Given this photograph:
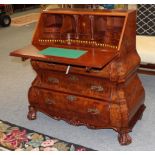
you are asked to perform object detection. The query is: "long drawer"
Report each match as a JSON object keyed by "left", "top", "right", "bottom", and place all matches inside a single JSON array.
[
  {"left": 29, "top": 87, "right": 110, "bottom": 127},
  {"left": 34, "top": 70, "right": 112, "bottom": 100},
  {"left": 32, "top": 60, "right": 110, "bottom": 79}
]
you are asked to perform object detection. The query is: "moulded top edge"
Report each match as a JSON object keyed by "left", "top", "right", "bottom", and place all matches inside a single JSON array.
[{"left": 42, "top": 8, "right": 135, "bottom": 16}]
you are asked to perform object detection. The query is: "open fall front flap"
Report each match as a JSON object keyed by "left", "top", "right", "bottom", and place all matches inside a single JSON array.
[{"left": 10, "top": 45, "right": 118, "bottom": 69}]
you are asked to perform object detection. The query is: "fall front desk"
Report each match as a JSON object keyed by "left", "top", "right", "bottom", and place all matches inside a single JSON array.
[{"left": 10, "top": 9, "right": 145, "bottom": 145}]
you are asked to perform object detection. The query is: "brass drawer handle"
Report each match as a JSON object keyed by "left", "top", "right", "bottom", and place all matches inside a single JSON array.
[
  {"left": 90, "top": 85, "right": 104, "bottom": 92},
  {"left": 48, "top": 77, "right": 59, "bottom": 84},
  {"left": 87, "top": 108, "right": 100, "bottom": 115},
  {"left": 45, "top": 98, "right": 56, "bottom": 105},
  {"left": 68, "top": 75, "right": 79, "bottom": 81},
  {"left": 66, "top": 95, "right": 77, "bottom": 102}
]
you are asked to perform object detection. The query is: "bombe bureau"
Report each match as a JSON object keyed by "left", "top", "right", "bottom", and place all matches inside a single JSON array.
[{"left": 10, "top": 9, "right": 145, "bottom": 145}]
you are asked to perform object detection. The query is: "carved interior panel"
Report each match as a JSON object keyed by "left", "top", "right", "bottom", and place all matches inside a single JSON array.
[
  {"left": 94, "top": 16, "right": 125, "bottom": 46},
  {"left": 38, "top": 13, "right": 125, "bottom": 48},
  {"left": 60, "top": 15, "right": 76, "bottom": 39},
  {"left": 78, "top": 15, "right": 91, "bottom": 40},
  {"left": 43, "top": 14, "right": 63, "bottom": 39}
]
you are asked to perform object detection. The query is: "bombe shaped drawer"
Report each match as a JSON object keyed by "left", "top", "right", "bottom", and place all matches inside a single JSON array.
[
  {"left": 29, "top": 87, "right": 110, "bottom": 127},
  {"left": 34, "top": 70, "right": 112, "bottom": 101}
]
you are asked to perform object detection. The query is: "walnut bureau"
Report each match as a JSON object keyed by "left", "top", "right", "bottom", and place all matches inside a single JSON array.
[{"left": 10, "top": 9, "right": 145, "bottom": 145}]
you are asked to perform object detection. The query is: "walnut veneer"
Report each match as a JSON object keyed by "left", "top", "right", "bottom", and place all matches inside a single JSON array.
[{"left": 10, "top": 9, "right": 145, "bottom": 145}]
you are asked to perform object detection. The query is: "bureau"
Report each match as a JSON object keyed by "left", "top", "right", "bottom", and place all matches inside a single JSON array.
[{"left": 10, "top": 9, "right": 145, "bottom": 145}]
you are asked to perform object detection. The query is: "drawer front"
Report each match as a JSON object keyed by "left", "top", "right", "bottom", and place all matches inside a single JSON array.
[
  {"left": 32, "top": 60, "right": 110, "bottom": 79},
  {"left": 35, "top": 70, "right": 111, "bottom": 100},
  {"left": 31, "top": 88, "right": 110, "bottom": 126}
]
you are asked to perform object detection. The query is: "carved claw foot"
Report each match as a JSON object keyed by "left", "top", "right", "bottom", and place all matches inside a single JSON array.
[
  {"left": 27, "top": 106, "right": 37, "bottom": 120},
  {"left": 118, "top": 132, "right": 132, "bottom": 145}
]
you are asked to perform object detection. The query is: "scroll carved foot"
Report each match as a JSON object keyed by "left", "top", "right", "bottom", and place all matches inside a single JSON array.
[
  {"left": 27, "top": 106, "right": 37, "bottom": 120},
  {"left": 118, "top": 132, "right": 132, "bottom": 145}
]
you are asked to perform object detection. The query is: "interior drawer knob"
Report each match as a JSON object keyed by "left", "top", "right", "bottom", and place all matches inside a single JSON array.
[
  {"left": 90, "top": 85, "right": 104, "bottom": 92},
  {"left": 48, "top": 77, "right": 59, "bottom": 84},
  {"left": 87, "top": 108, "right": 100, "bottom": 115},
  {"left": 66, "top": 95, "right": 77, "bottom": 102},
  {"left": 45, "top": 98, "right": 56, "bottom": 105}
]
